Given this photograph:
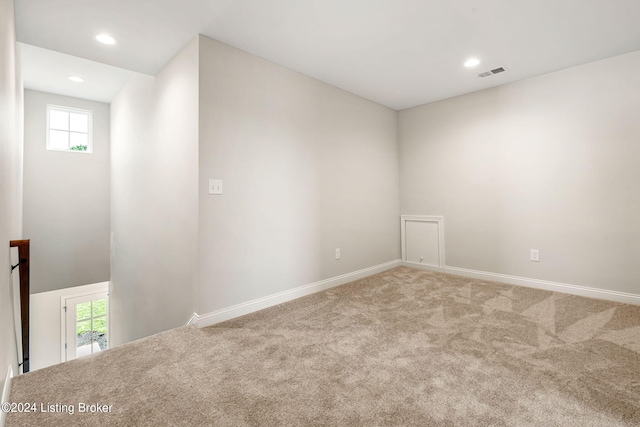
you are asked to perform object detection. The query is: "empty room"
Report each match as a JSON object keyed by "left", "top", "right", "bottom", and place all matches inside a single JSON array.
[{"left": 1, "top": 0, "right": 639, "bottom": 425}]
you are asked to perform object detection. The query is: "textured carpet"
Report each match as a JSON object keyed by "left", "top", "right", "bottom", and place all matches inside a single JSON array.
[{"left": 7, "top": 267, "right": 640, "bottom": 426}]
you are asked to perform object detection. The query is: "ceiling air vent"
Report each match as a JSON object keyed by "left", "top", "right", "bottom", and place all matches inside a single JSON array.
[{"left": 477, "top": 67, "right": 506, "bottom": 78}]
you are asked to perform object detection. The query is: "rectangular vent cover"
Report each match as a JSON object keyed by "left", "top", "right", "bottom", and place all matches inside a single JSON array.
[{"left": 477, "top": 67, "right": 506, "bottom": 78}]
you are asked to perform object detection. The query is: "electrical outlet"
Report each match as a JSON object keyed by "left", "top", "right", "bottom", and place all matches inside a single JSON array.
[
  {"left": 335, "top": 248, "right": 340, "bottom": 260},
  {"left": 530, "top": 249, "right": 540, "bottom": 262}
]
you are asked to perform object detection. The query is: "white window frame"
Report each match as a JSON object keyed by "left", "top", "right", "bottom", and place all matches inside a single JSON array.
[{"left": 46, "top": 104, "right": 93, "bottom": 153}]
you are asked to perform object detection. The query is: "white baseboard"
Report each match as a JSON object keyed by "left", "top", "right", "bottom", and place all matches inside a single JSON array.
[
  {"left": 403, "top": 261, "right": 640, "bottom": 305},
  {"left": 194, "top": 259, "right": 402, "bottom": 328},
  {"left": 1, "top": 364, "right": 13, "bottom": 427},
  {"left": 185, "top": 313, "right": 199, "bottom": 326}
]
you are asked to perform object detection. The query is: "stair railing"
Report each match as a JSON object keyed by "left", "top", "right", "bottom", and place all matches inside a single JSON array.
[{"left": 10, "top": 240, "right": 30, "bottom": 373}]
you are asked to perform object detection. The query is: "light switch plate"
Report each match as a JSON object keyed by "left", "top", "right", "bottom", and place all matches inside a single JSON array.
[
  {"left": 530, "top": 249, "right": 540, "bottom": 262},
  {"left": 209, "top": 179, "right": 223, "bottom": 195}
]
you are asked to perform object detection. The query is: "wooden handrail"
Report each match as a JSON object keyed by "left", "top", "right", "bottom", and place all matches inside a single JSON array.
[{"left": 10, "top": 240, "right": 30, "bottom": 373}]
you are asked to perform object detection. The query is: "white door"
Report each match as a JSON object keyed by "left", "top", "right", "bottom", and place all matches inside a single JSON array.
[
  {"left": 405, "top": 220, "right": 440, "bottom": 266},
  {"left": 64, "top": 292, "right": 108, "bottom": 361}
]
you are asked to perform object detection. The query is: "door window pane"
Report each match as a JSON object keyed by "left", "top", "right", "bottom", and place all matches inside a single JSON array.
[
  {"left": 76, "top": 302, "right": 91, "bottom": 321},
  {"left": 92, "top": 299, "right": 107, "bottom": 317},
  {"left": 77, "top": 320, "right": 91, "bottom": 343},
  {"left": 93, "top": 316, "right": 107, "bottom": 334}
]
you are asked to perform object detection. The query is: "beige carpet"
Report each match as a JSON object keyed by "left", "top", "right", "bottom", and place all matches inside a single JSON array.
[{"left": 7, "top": 267, "right": 640, "bottom": 426}]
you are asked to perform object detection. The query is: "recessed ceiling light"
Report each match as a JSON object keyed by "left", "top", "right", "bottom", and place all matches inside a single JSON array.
[
  {"left": 464, "top": 58, "right": 481, "bottom": 68},
  {"left": 67, "top": 76, "right": 85, "bottom": 83},
  {"left": 95, "top": 34, "right": 117, "bottom": 45}
]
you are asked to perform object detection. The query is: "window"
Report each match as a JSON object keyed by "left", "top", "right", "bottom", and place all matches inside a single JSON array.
[{"left": 46, "top": 105, "right": 92, "bottom": 152}]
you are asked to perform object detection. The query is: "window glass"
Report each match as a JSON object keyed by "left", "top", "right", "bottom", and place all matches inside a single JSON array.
[
  {"left": 46, "top": 105, "right": 92, "bottom": 152},
  {"left": 77, "top": 302, "right": 91, "bottom": 321},
  {"left": 49, "top": 109, "right": 69, "bottom": 131},
  {"left": 49, "top": 130, "right": 69, "bottom": 150},
  {"left": 92, "top": 299, "right": 107, "bottom": 317},
  {"left": 69, "top": 113, "right": 88, "bottom": 133},
  {"left": 70, "top": 133, "right": 88, "bottom": 150}
]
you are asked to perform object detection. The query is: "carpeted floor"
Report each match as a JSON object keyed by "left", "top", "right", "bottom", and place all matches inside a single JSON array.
[{"left": 7, "top": 267, "right": 640, "bottom": 426}]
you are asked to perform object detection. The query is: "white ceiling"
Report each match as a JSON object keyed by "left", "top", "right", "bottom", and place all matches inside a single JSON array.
[
  {"left": 20, "top": 43, "right": 133, "bottom": 103},
  {"left": 15, "top": 0, "right": 640, "bottom": 110}
]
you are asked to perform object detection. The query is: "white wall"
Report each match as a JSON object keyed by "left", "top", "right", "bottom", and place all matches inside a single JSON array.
[
  {"left": 399, "top": 50, "right": 640, "bottom": 294},
  {"left": 110, "top": 37, "right": 199, "bottom": 346},
  {"left": 22, "top": 90, "right": 110, "bottom": 294},
  {"left": 110, "top": 35, "right": 399, "bottom": 343},
  {"left": 197, "top": 36, "right": 400, "bottom": 314},
  {"left": 0, "top": 0, "right": 22, "bottom": 403},
  {"left": 30, "top": 281, "right": 108, "bottom": 371}
]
